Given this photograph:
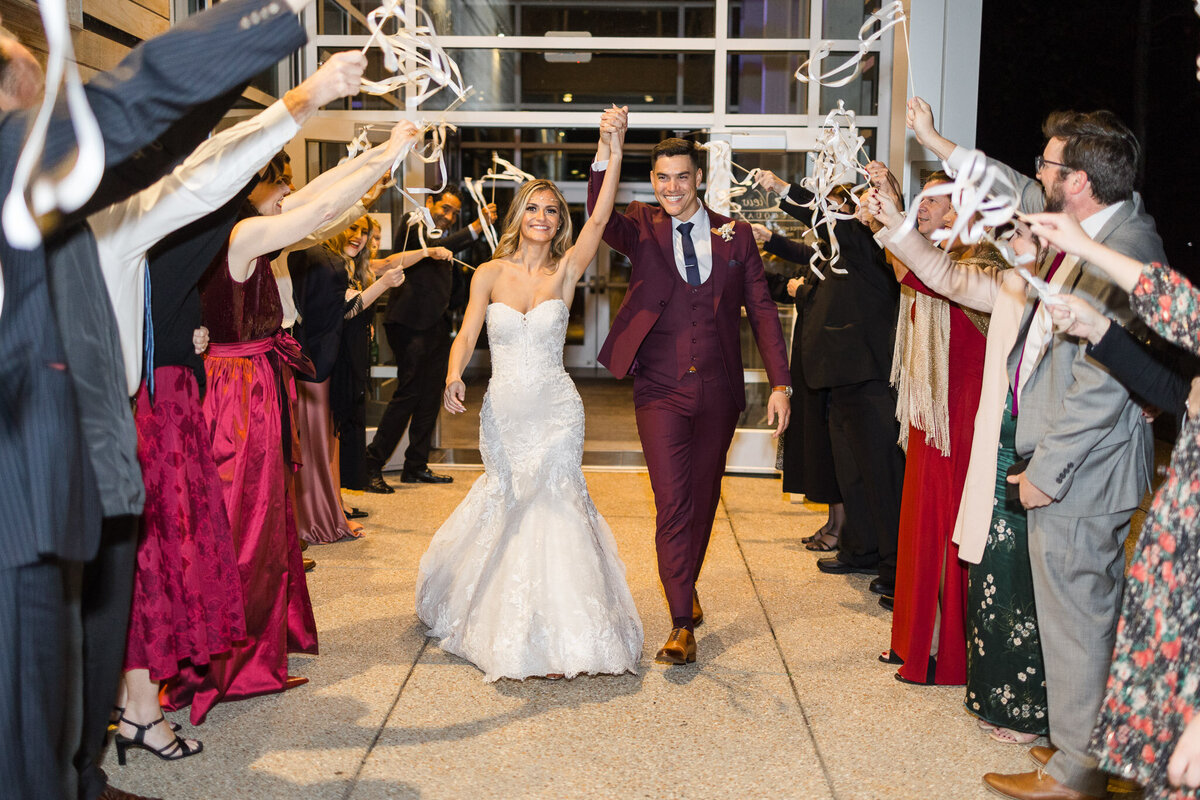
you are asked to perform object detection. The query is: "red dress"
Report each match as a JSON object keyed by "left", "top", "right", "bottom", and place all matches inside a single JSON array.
[
  {"left": 164, "top": 248, "right": 318, "bottom": 723},
  {"left": 125, "top": 366, "right": 247, "bottom": 693},
  {"left": 889, "top": 272, "right": 985, "bottom": 685}
]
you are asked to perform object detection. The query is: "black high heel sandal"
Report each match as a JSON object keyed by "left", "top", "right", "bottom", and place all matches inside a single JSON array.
[
  {"left": 114, "top": 715, "right": 202, "bottom": 765},
  {"left": 109, "top": 705, "right": 180, "bottom": 734}
]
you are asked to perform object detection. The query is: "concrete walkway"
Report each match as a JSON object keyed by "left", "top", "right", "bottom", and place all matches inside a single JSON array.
[{"left": 105, "top": 470, "right": 1051, "bottom": 800}]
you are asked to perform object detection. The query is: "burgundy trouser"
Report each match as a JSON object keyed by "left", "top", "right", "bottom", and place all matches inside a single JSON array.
[{"left": 634, "top": 372, "right": 739, "bottom": 625}]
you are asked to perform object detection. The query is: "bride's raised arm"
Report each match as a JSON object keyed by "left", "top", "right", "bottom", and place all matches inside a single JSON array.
[
  {"left": 561, "top": 108, "right": 626, "bottom": 289},
  {"left": 444, "top": 262, "right": 501, "bottom": 413}
]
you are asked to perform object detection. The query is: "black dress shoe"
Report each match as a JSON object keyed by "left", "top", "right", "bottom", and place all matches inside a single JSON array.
[
  {"left": 816, "top": 557, "right": 878, "bottom": 576},
  {"left": 100, "top": 786, "right": 164, "bottom": 800},
  {"left": 401, "top": 468, "right": 453, "bottom": 484},
  {"left": 363, "top": 473, "right": 395, "bottom": 494},
  {"left": 869, "top": 577, "right": 895, "bottom": 596},
  {"left": 346, "top": 507, "right": 369, "bottom": 520},
  {"left": 879, "top": 594, "right": 894, "bottom": 611}
]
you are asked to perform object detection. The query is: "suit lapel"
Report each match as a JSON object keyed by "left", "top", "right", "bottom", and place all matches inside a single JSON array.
[
  {"left": 707, "top": 208, "right": 730, "bottom": 311},
  {"left": 653, "top": 211, "right": 676, "bottom": 277}
]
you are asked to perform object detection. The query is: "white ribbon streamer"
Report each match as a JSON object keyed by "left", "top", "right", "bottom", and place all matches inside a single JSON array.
[
  {"left": 795, "top": 1, "right": 906, "bottom": 89},
  {"left": 358, "top": 0, "right": 467, "bottom": 105},
  {"left": 896, "top": 148, "right": 1033, "bottom": 266},
  {"left": 463, "top": 153, "right": 534, "bottom": 252},
  {"left": 795, "top": 101, "right": 872, "bottom": 278},
  {"left": 697, "top": 140, "right": 760, "bottom": 218},
  {"left": 2, "top": 0, "right": 104, "bottom": 250}
]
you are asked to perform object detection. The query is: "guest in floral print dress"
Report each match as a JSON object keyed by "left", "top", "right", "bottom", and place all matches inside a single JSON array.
[{"left": 1029, "top": 211, "right": 1200, "bottom": 799}]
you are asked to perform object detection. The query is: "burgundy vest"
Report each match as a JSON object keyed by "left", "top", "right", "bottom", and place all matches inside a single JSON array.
[{"left": 636, "top": 271, "right": 723, "bottom": 383}]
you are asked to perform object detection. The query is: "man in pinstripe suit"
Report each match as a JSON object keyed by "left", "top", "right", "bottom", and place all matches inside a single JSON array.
[{"left": 0, "top": 2, "right": 315, "bottom": 797}]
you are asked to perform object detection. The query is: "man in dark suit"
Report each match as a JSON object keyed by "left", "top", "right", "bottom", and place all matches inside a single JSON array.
[
  {"left": 363, "top": 190, "right": 496, "bottom": 492},
  {"left": 587, "top": 107, "right": 791, "bottom": 665},
  {"left": 755, "top": 170, "right": 906, "bottom": 599},
  {"left": 0, "top": 3, "right": 308, "bottom": 797}
]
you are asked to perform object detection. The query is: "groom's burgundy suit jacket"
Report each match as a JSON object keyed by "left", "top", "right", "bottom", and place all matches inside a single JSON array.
[{"left": 587, "top": 167, "right": 790, "bottom": 410}]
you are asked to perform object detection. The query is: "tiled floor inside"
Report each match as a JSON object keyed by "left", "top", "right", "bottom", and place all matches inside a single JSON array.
[{"left": 102, "top": 470, "right": 1066, "bottom": 800}]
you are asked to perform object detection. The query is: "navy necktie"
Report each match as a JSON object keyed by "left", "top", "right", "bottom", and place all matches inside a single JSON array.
[{"left": 677, "top": 221, "right": 701, "bottom": 286}]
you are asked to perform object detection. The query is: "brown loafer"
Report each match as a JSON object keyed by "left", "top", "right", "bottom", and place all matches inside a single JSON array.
[
  {"left": 692, "top": 589, "right": 704, "bottom": 627},
  {"left": 982, "top": 770, "right": 1102, "bottom": 800},
  {"left": 1028, "top": 745, "right": 1057, "bottom": 768},
  {"left": 654, "top": 627, "right": 696, "bottom": 665}
]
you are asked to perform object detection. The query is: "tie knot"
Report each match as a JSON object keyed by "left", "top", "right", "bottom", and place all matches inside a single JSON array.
[{"left": 677, "top": 222, "right": 693, "bottom": 236}]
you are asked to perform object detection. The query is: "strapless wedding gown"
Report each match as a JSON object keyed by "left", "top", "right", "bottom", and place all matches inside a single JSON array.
[{"left": 416, "top": 299, "right": 643, "bottom": 681}]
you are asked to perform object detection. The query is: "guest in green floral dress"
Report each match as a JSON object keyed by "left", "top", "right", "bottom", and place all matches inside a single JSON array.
[
  {"left": 1027, "top": 212, "right": 1200, "bottom": 799},
  {"left": 965, "top": 392, "right": 1048, "bottom": 743}
]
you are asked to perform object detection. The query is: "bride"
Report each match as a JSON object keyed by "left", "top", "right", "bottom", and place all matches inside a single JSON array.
[{"left": 416, "top": 116, "right": 643, "bottom": 681}]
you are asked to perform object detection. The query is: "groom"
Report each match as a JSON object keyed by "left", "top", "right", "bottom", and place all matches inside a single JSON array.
[{"left": 588, "top": 107, "right": 791, "bottom": 665}]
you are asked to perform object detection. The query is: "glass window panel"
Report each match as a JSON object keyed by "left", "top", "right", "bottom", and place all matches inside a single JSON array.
[
  {"left": 821, "top": 0, "right": 882, "bottom": 39},
  {"left": 416, "top": 50, "right": 713, "bottom": 112},
  {"left": 818, "top": 51, "right": 879, "bottom": 115},
  {"left": 727, "top": 52, "right": 807, "bottom": 114},
  {"left": 421, "top": 1, "right": 714, "bottom": 37},
  {"left": 728, "top": 0, "right": 810, "bottom": 38}
]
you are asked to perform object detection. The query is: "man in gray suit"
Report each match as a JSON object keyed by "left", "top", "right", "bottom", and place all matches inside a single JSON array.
[{"left": 909, "top": 99, "right": 1164, "bottom": 800}]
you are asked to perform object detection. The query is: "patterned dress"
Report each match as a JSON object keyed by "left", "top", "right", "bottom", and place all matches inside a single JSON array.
[
  {"left": 1091, "top": 263, "right": 1200, "bottom": 798},
  {"left": 965, "top": 391, "right": 1049, "bottom": 733}
]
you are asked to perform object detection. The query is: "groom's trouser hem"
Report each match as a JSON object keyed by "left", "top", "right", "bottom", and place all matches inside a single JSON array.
[{"left": 633, "top": 373, "right": 738, "bottom": 621}]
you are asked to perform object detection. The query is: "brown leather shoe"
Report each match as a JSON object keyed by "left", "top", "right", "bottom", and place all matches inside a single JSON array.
[
  {"left": 303, "top": 557, "right": 316, "bottom": 572},
  {"left": 654, "top": 627, "right": 696, "bottom": 665},
  {"left": 99, "top": 786, "right": 164, "bottom": 800},
  {"left": 692, "top": 589, "right": 704, "bottom": 627},
  {"left": 284, "top": 675, "right": 309, "bottom": 690},
  {"left": 1028, "top": 745, "right": 1058, "bottom": 768},
  {"left": 982, "top": 770, "right": 1103, "bottom": 800}
]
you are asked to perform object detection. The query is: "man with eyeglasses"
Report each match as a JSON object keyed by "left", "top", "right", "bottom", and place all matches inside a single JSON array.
[{"left": 907, "top": 97, "right": 1165, "bottom": 800}]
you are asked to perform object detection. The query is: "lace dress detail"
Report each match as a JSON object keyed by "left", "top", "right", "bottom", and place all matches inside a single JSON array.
[{"left": 416, "top": 299, "right": 643, "bottom": 681}]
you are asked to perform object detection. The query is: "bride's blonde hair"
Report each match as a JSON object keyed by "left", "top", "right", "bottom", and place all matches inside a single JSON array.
[{"left": 492, "top": 179, "right": 573, "bottom": 271}]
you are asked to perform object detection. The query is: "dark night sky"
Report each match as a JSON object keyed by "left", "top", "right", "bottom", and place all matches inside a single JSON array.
[{"left": 976, "top": 0, "right": 1200, "bottom": 278}]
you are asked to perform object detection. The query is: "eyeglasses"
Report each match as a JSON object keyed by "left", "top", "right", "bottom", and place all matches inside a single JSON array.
[{"left": 1035, "top": 155, "right": 1073, "bottom": 173}]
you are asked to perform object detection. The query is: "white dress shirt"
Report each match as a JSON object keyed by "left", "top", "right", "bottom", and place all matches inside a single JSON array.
[
  {"left": 671, "top": 205, "right": 713, "bottom": 284},
  {"left": 89, "top": 99, "right": 300, "bottom": 395},
  {"left": 1014, "top": 201, "right": 1121, "bottom": 402}
]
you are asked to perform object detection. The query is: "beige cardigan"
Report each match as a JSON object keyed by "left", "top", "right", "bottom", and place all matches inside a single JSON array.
[{"left": 877, "top": 225, "right": 1028, "bottom": 564}]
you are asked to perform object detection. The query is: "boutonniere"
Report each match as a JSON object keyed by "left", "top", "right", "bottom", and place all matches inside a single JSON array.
[{"left": 712, "top": 221, "right": 735, "bottom": 242}]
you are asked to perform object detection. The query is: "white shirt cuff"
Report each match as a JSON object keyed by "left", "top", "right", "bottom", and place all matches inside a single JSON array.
[
  {"left": 592, "top": 159, "right": 608, "bottom": 171},
  {"left": 945, "top": 146, "right": 969, "bottom": 174}
]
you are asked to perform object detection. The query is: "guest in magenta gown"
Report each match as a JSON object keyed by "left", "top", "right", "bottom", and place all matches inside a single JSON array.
[{"left": 165, "top": 120, "right": 419, "bottom": 719}]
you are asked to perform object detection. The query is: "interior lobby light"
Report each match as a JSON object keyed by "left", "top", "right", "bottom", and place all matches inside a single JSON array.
[{"left": 562, "top": 93, "right": 573, "bottom": 103}]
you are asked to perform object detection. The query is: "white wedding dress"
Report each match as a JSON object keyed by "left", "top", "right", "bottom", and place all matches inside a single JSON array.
[{"left": 416, "top": 299, "right": 643, "bottom": 681}]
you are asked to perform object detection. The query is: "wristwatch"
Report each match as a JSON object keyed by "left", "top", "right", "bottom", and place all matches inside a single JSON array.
[{"left": 771, "top": 385, "right": 793, "bottom": 398}]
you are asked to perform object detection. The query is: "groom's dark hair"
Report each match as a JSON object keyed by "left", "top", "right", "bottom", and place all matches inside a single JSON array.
[{"left": 651, "top": 138, "right": 704, "bottom": 175}]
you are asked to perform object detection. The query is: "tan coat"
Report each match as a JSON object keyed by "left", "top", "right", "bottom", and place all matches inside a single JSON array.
[{"left": 877, "top": 225, "right": 1027, "bottom": 563}]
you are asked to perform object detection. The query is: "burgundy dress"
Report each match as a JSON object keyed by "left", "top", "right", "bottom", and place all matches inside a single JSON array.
[
  {"left": 889, "top": 272, "right": 984, "bottom": 685},
  {"left": 164, "top": 248, "right": 318, "bottom": 722},
  {"left": 126, "top": 368, "right": 247, "bottom": 701}
]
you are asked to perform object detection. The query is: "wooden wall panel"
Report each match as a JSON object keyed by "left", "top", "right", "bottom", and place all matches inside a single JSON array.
[{"left": 81, "top": 0, "right": 169, "bottom": 41}]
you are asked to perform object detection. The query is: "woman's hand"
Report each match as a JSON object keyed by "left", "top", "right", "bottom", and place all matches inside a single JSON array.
[
  {"left": 193, "top": 326, "right": 210, "bottom": 355},
  {"left": 750, "top": 223, "right": 772, "bottom": 245},
  {"left": 1025, "top": 212, "right": 1094, "bottom": 259},
  {"left": 387, "top": 120, "right": 420, "bottom": 155},
  {"left": 1169, "top": 715, "right": 1200, "bottom": 789},
  {"left": 1048, "top": 292, "right": 1110, "bottom": 345},
  {"left": 378, "top": 266, "right": 406, "bottom": 289},
  {"left": 426, "top": 247, "right": 453, "bottom": 262},
  {"left": 444, "top": 379, "right": 466, "bottom": 414},
  {"left": 787, "top": 277, "right": 803, "bottom": 297},
  {"left": 753, "top": 169, "right": 789, "bottom": 196},
  {"left": 866, "top": 187, "right": 903, "bottom": 228}
]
